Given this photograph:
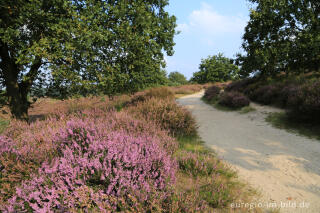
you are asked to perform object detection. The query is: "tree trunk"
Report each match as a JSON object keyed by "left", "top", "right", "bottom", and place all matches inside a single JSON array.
[
  {"left": 0, "top": 42, "right": 41, "bottom": 121},
  {"left": 6, "top": 83, "right": 29, "bottom": 121}
]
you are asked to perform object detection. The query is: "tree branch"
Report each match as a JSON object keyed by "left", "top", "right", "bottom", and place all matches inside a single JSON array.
[{"left": 20, "top": 56, "right": 42, "bottom": 91}]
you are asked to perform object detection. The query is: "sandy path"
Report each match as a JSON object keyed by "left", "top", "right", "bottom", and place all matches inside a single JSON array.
[{"left": 177, "top": 91, "right": 320, "bottom": 213}]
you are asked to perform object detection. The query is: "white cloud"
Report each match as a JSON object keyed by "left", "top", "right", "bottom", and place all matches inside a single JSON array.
[
  {"left": 176, "top": 23, "right": 190, "bottom": 33},
  {"left": 181, "top": 2, "right": 248, "bottom": 35}
]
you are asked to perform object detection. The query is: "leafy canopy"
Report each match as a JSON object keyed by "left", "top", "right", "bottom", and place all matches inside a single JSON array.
[
  {"left": 168, "top": 71, "right": 188, "bottom": 86},
  {"left": 237, "top": 0, "right": 320, "bottom": 77},
  {"left": 191, "top": 53, "right": 239, "bottom": 84},
  {"left": 0, "top": 0, "right": 176, "bottom": 119}
]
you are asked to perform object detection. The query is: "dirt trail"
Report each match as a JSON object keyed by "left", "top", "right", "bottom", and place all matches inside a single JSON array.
[{"left": 177, "top": 91, "right": 320, "bottom": 213}]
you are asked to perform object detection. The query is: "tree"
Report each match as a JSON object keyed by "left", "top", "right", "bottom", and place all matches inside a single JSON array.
[
  {"left": 0, "top": 0, "right": 176, "bottom": 120},
  {"left": 191, "top": 53, "right": 239, "bottom": 84},
  {"left": 168, "top": 71, "right": 188, "bottom": 85},
  {"left": 238, "top": 0, "right": 320, "bottom": 77}
]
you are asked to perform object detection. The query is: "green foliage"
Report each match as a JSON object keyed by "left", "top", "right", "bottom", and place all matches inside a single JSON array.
[
  {"left": 0, "top": 0, "right": 177, "bottom": 119},
  {"left": 239, "top": 106, "right": 256, "bottom": 114},
  {"left": 0, "top": 118, "right": 9, "bottom": 134},
  {"left": 168, "top": 71, "right": 188, "bottom": 86},
  {"left": 238, "top": 0, "right": 320, "bottom": 77},
  {"left": 191, "top": 53, "right": 239, "bottom": 83},
  {"left": 203, "top": 85, "right": 221, "bottom": 102}
]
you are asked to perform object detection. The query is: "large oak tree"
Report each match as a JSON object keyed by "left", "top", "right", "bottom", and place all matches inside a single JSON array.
[
  {"left": 0, "top": 0, "right": 176, "bottom": 120},
  {"left": 238, "top": 0, "right": 320, "bottom": 77}
]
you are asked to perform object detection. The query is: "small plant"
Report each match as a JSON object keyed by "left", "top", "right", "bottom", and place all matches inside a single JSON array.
[
  {"left": 240, "top": 106, "right": 256, "bottom": 114},
  {"left": 219, "top": 92, "right": 250, "bottom": 108},
  {"left": 204, "top": 86, "right": 221, "bottom": 102},
  {"left": 0, "top": 118, "right": 9, "bottom": 134},
  {"left": 177, "top": 151, "right": 223, "bottom": 177}
]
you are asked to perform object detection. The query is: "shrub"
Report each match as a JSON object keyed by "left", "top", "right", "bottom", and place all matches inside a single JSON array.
[
  {"left": 127, "top": 87, "right": 175, "bottom": 107},
  {"left": 219, "top": 92, "right": 250, "bottom": 108},
  {"left": 278, "top": 84, "right": 299, "bottom": 107},
  {"left": 177, "top": 151, "right": 220, "bottom": 177},
  {"left": 145, "top": 87, "right": 175, "bottom": 100},
  {"left": 249, "top": 85, "right": 280, "bottom": 105},
  {"left": 204, "top": 86, "right": 221, "bottom": 102},
  {"left": 3, "top": 118, "right": 177, "bottom": 212},
  {"left": 225, "top": 78, "right": 255, "bottom": 92},
  {"left": 286, "top": 80, "right": 320, "bottom": 120},
  {"left": 128, "top": 97, "right": 197, "bottom": 137},
  {"left": 0, "top": 108, "right": 178, "bottom": 210}
]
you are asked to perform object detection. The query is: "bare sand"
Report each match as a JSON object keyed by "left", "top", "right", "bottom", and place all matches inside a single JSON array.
[{"left": 177, "top": 91, "right": 320, "bottom": 213}]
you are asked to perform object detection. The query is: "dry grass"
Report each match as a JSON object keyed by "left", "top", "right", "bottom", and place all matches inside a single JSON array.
[
  {"left": 169, "top": 84, "right": 204, "bottom": 96},
  {"left": 0, "top": 86, "right": 262, "bottom": 212}
]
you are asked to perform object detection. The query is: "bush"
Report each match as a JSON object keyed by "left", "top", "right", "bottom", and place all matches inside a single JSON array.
[
  {"left": 225, "top": 78, "right": 255, "bottom": 92},
  {"left": 0, "top": 108, "right": 179, "bottom": 210},
  {"left": 3, "top": 118, "right": 177, "bottom": 212},
  {"left": 249, "top": 85, "right": 280, "bottom": 105},
  {"left": 219, "top": 92, "right": 250, "bottom": 108},
  {"left": 277, "top": 84, "right": 299, "bottom": 107},
  {"left": 128, "top": 97, "right": 197, "bottom": 137},
  {"left": 127, "top": 87, "right": 175, "bottom": 106},
  {"left": 145, "top": 87, "right": 175, "bottom": 100},
  {"left": 204, "top": 86, "right": 221, "bottom": 102},
  {"left": 286, "top": 80, "right": 320, "bottom": 120},
  {"left": 177, "top": 151, "right": 220, "bottom": 177}
]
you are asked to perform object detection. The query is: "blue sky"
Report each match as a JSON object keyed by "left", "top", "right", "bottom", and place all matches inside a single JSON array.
[{"left": 165, "top": 1, "right": 251, "bottom": 79}]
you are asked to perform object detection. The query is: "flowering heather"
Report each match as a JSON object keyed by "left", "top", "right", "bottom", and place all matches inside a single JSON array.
[
  {"left": 249, "top": 85, "right": 280, "bottom": 105},
  {"left": 2, "top": 117, "right": 177, "bottom": 212},
  {"left": 127, "top": 97, "right": 197, "bottom": 137},
  {"left": 0, "top": 87, "right": 249, "bottom": 212},
  {"left": 0, "top": 105, "right": 179, "bottom": 211},
  {"left": 286, "top": 80, "right": 320, "bottom": 120},
  {"left": 204, "top": 85, "right": 221, "bottom": 102},
  {"left": 219, "top": 92, "right": 250, "bottom": 108}
]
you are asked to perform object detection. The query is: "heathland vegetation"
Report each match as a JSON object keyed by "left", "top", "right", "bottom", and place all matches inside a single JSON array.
[
  {"left": 0, "top": 0, "right": 319, "bottom": 212},
  {"left": 0, "top": 86, "right": 256, "bottom": 212}
]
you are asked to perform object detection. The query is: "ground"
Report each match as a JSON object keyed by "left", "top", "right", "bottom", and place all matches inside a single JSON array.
[{"left": 177, "top": 91, "right": 320, "bottom": 213}]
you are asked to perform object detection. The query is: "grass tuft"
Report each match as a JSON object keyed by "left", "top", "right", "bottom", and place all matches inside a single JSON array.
[
  {"left": 240, "top": 106, "right": 256, "bottom": 114},
  {"left": 0, "top": 118, "right": 9, "bottom": 134}
]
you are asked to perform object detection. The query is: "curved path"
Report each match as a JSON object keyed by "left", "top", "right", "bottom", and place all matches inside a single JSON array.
[{"left": 177, "top": 91, "right": 320, "bottom": 213}]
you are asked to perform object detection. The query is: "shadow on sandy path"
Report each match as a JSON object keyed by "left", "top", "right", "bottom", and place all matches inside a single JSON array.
[{"left": 177, "top": 91, "right": 320, "bottom": 213}]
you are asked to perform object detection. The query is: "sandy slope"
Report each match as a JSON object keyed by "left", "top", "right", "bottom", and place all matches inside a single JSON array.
[{"left": 177, "top": 91, "right": 320, "bottom": 213}]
